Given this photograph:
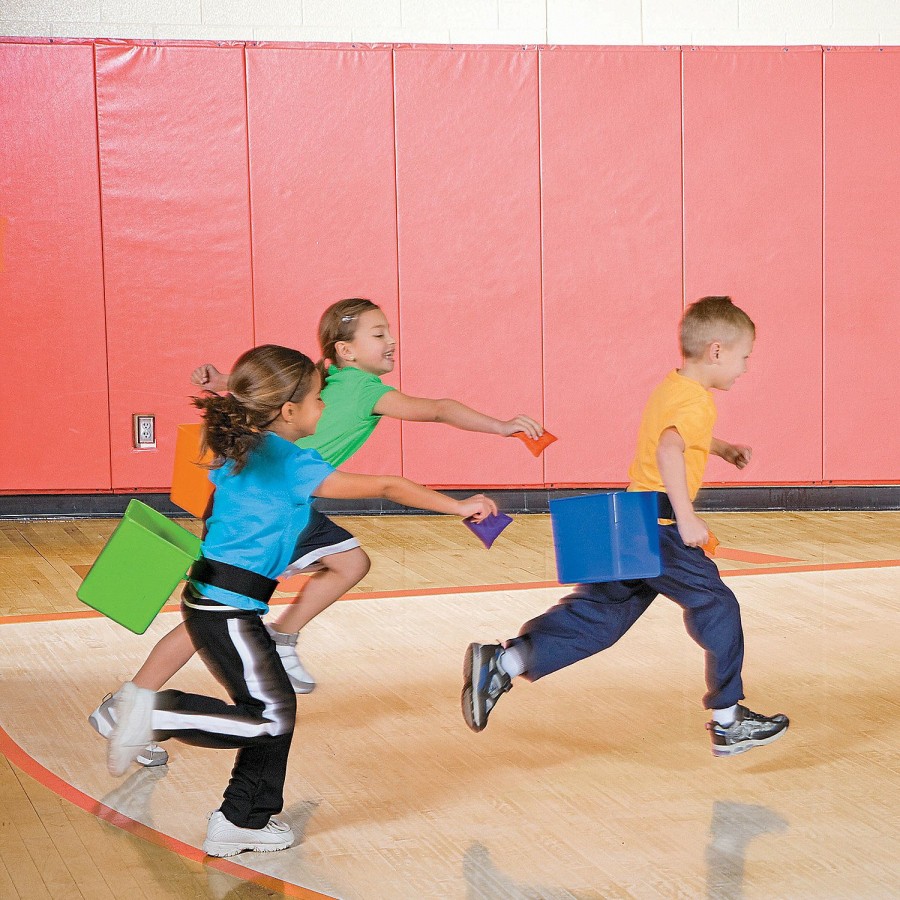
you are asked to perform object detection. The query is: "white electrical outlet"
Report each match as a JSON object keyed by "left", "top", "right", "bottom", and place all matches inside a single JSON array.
[{"left": 133, "top": 414, "right": 156, "bottom": 449}]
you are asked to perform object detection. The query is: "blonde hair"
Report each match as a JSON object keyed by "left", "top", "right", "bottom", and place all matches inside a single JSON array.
[
  {"left": 317, "top": 298, "right": 382, "bottom": 371},
  {"left": 193, "top": 345, "right": 316, "bottom": 474},
  {"left": 680, "top": 296, "right": 755, "bottom": 359}
]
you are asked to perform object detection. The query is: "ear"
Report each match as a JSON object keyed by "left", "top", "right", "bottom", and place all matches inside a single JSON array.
[
  {"left": 279, "top": 401, "right": 295, "bottom": 423},
  {"left": 708, "top": 341, "right": 722, "bottom": 362},
  {"left": 334, "top": 340, "right": 355, "bottom": 363}
]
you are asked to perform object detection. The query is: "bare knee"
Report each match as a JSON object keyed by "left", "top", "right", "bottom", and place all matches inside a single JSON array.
[{"left": 323, "top": 547, "right": 370, "bottom": 584}]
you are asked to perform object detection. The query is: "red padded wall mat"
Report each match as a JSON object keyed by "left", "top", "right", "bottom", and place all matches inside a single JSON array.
[
  {"left": 683, "top": 48, "right": 824, "bottom": 484},
  {"left": 96, "top": 43, "right": 254, "bottom": 490},
  {"left": 0, "top": 42, "right": 110, "bottom": 491}
]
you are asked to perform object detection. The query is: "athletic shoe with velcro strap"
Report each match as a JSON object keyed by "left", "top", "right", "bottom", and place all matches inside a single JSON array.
[
  {"left": 706, "top": 704, "right": 789, "bottom": 757},
  {"left": 462, "top": 642, "right": 512, "bottom": 732}
]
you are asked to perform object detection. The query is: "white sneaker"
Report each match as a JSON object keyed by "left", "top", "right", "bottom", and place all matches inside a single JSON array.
[
  {"left": 89, "top": 692, "right": 169, "bottom": 766},
  {"left": 265, "top": 624, "right": 316, "bottom": 694},
  {"left": 203, "top": 810, "right": 294, "bottom": 857},
  {"left": 107, "top": 682, "right": 156, "bottom": 777}
]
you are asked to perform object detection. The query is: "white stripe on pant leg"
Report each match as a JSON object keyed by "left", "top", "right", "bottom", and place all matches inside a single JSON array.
[
  {"left": 153, "top": 708, "right": 282, "bottom": 737},
  {"left": 153, "top": 616, "right": 293, "bottom": 739},
  {"left": 229, "top": 615, "right": 293, "bottom": 735}
]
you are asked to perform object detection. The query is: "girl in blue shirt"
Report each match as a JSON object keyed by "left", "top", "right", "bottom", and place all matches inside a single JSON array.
[{"left": 105, "top": 344, "right": 495, "bottom": 858}]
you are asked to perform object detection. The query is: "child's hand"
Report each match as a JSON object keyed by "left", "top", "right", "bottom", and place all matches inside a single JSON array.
[
  {"left": 456, "top": 494, "right": 498, "bottom": 522},
  {"left": 677, "top": 512, "right": 709, "bottom": 548},
  {"left": 501, "top": 415, "right": 543, "bottom": 440},
  {"left": 722, "top": 443, "right": 752, "bottom": 469},
  {"left": 191, "top": 364, "right": 227, "bottom": 392}
]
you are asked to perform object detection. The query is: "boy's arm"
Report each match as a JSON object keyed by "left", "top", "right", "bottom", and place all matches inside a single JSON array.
[
  {"left": 711, "top": 437, "right": 752, "bottom": 469},
  {"left": 373, "top": 390, "right": 543, "bottom": 439},
  {"left": 656, "top": 427, "right": 709, "bottom": 548}
]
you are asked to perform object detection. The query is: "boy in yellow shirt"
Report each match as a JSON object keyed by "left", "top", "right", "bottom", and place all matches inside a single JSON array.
[{"left": 462, "top": 297, "right": 789, "bottom": 757}]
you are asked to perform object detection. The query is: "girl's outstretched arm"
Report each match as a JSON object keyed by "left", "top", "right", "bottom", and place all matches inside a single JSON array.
[
  {"left": 373, "top": 391, "right": 543, "bottom": 440},
  {"left": 191, "top": 364, "right": 229, "bottom": 393},
  {"left": 314, "top": 471, "right": 497, "bottom": 521}
]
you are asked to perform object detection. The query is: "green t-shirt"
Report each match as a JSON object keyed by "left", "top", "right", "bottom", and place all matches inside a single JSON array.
[{"left": 296, "top": 365, "right": 395, "bottom": 466}]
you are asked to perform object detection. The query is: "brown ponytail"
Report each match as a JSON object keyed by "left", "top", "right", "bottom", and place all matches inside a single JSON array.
[{"left": 193, "top": 345, "right": 316, "bottom": 474}]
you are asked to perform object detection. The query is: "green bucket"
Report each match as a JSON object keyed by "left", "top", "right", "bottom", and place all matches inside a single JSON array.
[{"left": 77, "top": 499, "right": 202, "bottom": 634}]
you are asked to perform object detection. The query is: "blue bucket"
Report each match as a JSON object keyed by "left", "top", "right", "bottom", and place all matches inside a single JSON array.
[{"left": 549, "top": 491, "right": 662, "bottom": 584}]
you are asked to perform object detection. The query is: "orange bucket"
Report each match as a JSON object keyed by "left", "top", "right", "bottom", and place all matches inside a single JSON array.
[{"left": 170, "top": 423, "right": 215, "bottom": 518}]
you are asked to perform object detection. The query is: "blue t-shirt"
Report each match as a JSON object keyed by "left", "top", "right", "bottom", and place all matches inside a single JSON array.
[{"left": 190, "top": 431, "right": 334, "bottom": 612}]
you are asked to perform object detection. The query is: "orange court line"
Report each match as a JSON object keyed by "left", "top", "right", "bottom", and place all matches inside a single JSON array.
[
  {"left": 713, "top": 548, "right": 803, "bottom": 564},
  {"left": 0, "top": 725, "right": 334, "bottom": 900},
  {"left": 1, "top": 556, "right": 898, "bottom": 892},
  {"left": 2, "top": 557, "right": 899, "bottom": 627},
  {"left": 716, "top": 559, "right": 900, "bottom": 578}
]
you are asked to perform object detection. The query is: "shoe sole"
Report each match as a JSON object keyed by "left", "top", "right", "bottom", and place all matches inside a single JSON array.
[
  {"left": 461, "top": 643, "right": 485, "bottom": 732},
  {"left": 711, "top": 723, "right": 789, "bottom": 757},
  {"left": 202, "top": 840, "right": 293, "bottom": 857},
  {"left": 88, "top": 709, "right": 113, "bottom": 739}
]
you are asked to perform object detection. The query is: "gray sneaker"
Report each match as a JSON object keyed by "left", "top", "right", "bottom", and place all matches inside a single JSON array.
[
  {"left": 89, "top": 692, "right": 169, "bottom": 767},
  {"left": 707, "top": 705, "right": 789, "bottom": 757},
  {"left": 462, "top": 642, "right": 512, "bottom": 733},
  {"left": 203, "top": 810, "right": 294, "bottom": 857}
]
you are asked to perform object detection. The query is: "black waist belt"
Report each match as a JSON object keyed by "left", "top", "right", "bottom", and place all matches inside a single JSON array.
[
  {"left": 657, "top": 493, "right": 676, "bottom": 521},
  {"left": 188, "top": 557, "right": 278, "bottom": 604}
]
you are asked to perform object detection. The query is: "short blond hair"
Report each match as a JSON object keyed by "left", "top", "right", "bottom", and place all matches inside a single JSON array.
[{"left": 680, "top": 296, "right": 755, "bottom": 359}]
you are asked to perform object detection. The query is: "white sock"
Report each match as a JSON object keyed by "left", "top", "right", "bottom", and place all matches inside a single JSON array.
[
  {"left": 497, "top": 644, "right": 527, "bottom": 678},
  {"left": 713, "top": 704, "right": 738, "bottom": 726}
]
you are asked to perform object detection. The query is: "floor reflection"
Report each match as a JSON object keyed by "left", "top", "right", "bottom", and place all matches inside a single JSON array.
[
  {"left": 706, "top": 800, "right": 788, "bottom": 899},
  {"left": 464, "top": 841, "right": 595, "bottom": 899},
  {"left": 97, "top": 763, "right": 169, "bottom": 826}
]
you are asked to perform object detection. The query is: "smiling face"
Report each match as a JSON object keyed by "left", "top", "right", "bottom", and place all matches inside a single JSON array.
[{"left": 337, "top": 308, "right": 396, "bottom": 376}]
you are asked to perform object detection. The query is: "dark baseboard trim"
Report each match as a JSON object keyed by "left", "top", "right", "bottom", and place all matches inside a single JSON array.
[{"left": 0, "top": 485, "right": 898, "bottom": 520}]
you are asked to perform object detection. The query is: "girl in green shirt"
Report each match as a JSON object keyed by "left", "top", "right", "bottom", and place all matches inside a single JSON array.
[{"left": 89, "top": 299, "right": 542, "bottom": 765}]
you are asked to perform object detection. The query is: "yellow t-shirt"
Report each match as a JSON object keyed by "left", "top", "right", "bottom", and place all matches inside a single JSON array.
[{"left": 627, "top": 370, "right": 717, "bottom": 502}]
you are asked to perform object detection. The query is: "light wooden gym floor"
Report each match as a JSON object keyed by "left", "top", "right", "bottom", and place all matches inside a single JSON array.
[{"left": 1, "top": 511, "right": 898, "bottom": 899}]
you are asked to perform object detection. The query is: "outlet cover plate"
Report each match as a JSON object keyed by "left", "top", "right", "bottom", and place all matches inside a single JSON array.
[{"left": 133, "top": 414, "right": 156, "bottom": 449}]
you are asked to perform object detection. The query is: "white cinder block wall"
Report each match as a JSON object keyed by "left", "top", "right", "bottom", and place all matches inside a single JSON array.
[{"left": 0, "top": 0, "right": 898, "bottom": 45}]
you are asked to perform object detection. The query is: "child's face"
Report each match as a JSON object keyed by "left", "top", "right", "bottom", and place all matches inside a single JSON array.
[
  {"left": 340, "top": 309, "right": 396, "bottom": 375},
  {"left": 712, "top": 332, "right": 754, "bottom": 390},
  {"left": 292, "top": 370, "right": 326, "bottom": 437}
]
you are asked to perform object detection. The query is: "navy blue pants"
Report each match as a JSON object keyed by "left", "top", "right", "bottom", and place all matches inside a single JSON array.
[{"left": 513, "top": 524, "right": 745, "bottom": 709}]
